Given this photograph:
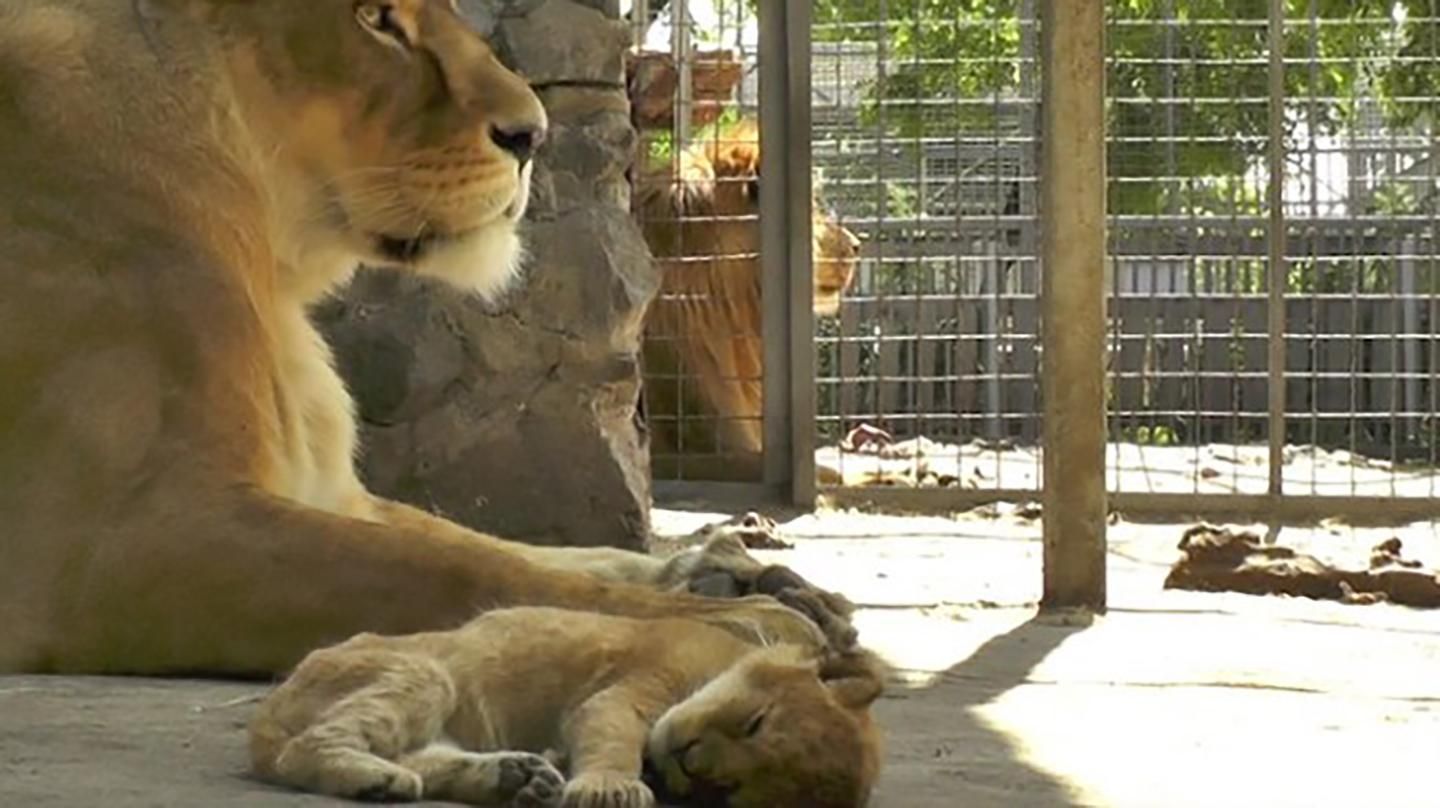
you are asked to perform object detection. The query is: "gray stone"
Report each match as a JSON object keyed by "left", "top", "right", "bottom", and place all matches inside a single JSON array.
[
  {"left": 315, "top": 0, "right": 656, "bottom": 551},
  {"left": 316, "top": 211, "right": 657, "bottom": 550},
  {"left": 532, "top": 88, "right": 636, "bottom": 214},
  {"left": 497, "top": 1, "right": 632, "bottom": 86},
  {"left": 568, "top": 0, "right": 622, "bottom": 16},
  {"left": 454, "top": 0, "right": 499, "bottom": 34}
]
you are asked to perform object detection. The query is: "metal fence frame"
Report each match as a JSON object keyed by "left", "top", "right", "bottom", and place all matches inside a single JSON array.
[{"left": 649, "top": 0, "right": 1440, "bottom": 530}]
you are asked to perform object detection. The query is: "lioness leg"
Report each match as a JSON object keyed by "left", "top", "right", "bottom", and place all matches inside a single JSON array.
[
  {"left": 373, "top": 499, "right": 857, "bottom": 648},
  {"left": 399, "top": 746, "right": 564, "bottom": 807},
  {"left": 63, "top": 488, "right": 827, "bottom": 674}
]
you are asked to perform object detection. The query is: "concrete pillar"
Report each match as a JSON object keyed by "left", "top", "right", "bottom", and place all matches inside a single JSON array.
[{"left": 1040, "top": 0, "right": 1108, "bottom": 610}]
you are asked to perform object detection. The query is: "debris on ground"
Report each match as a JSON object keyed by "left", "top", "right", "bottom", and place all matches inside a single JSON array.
[
  {"left": 693, "top": 511, "right": 794, "bottom": 550},
  {"left": 1164, "top": 525, "right": 1440, "bottom": 608}
]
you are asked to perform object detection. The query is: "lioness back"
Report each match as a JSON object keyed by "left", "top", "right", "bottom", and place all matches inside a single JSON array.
[{"left": 251, "top": 607, "right": 883, "bottom": 807}]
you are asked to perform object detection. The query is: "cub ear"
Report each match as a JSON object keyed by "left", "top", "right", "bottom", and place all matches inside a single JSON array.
[{"left": 817, "top": 649, "right": 887, "bottom": 710}]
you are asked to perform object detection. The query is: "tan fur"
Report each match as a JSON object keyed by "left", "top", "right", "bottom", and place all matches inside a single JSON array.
[
  {"left": 636, "top": 120, "right": 860, "bottom": 481},
  {"left": 0, "top": 0, "right": 838, "bottom": 676},
  {"left": 250, "top": 607, "right": 884, "bottom": 807}
]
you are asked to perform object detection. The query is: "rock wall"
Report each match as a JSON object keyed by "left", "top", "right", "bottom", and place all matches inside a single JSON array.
[{"left": 314, "top": 0, "right": 656, "bottom": 550}]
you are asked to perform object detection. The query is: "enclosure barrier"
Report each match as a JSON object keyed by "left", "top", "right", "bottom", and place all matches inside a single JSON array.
[
  {"left": 637, "top": 0, "right": 1440, "bottom": 530},
  {"left": 1038, "top": 0, "right": 1107, "bottom": 609}
]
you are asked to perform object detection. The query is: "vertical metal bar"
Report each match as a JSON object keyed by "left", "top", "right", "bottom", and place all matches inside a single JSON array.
[
  {"left": 786, "top": 0, "right": 817, "bottom": 504},
  {"left": 759, "top": 0, "right": 792, "bottom": 490},
  {"left": 1015, "top": 0, "right": 1039, "bottom": 455},
  {"left": 1305, "top": 0, "right": 1320, "bottom": 493},
  {"left": 631, "top": 0, "right": 649, "bottom": 47},
  {"left": 670, "top": 0, "right": 692, "bottom": 148},
  {"left": 758, "top": 0, "right": 815, "bottom": 503},
  {"left": 1265, "top": 0, "right": 1286, "bottom": 507},
  {"left": 1040, "top": 0, "right": 1107, "bottom": 611}
]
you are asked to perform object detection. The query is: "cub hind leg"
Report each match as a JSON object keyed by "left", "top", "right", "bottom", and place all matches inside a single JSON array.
[
  {"left": 400, "top": 744, "right": 564, "bottom": 807},
  {"left": 268, "top": 658, "right": 455, "bottom": 802}
]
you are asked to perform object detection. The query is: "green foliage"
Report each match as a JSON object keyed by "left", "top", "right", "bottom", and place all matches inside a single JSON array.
[
  {"left": 642, "top": 106, "right": 745, "bottom": 167},
  {"left": 811, "top": 0, "right": 1440, "bottom": 215},
  {"left": 1120, "top": 424, "right": 1179, "bottom": 446}
]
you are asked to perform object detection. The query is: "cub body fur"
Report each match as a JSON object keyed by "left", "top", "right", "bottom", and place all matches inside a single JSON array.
[
  {"left": 251, "top": 607, "right": 884, "bottom": 808},
  {"left": 636, "top": 120, "right": 860, "bottom": 482},
  {"left": 0, "top": 0, "right": 849, "bottom": 675}
]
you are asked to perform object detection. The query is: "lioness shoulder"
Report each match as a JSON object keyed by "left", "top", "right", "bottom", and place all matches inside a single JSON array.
[{"left": 0, "top": 0, "right": 853, "bottom": 677}]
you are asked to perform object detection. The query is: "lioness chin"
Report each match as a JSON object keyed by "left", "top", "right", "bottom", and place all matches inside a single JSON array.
[{"left": 0, "top": 0, "right": 852, "bottom": 675}]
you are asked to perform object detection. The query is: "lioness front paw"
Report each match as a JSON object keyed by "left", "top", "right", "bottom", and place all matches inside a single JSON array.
[
  {"left": 660, "top": 516, "right": 859, "bottom": 650},
  {"left": 562, "top": 771, "right": 655, "bottom": 808},
  {"left": 697, "top": 594, "right": 832, "bottom": 651}
]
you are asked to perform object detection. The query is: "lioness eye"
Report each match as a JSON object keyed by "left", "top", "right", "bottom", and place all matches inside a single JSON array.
[
  {"left": 356, "top": 3, "right": 408, "bottom": 46},
  {"left": 744, "top": 710, "right": 768, "bottom": 738}
]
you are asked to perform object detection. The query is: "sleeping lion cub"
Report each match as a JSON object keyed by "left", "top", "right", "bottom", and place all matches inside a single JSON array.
[{"left": 250, "top": 608, "right": 884, "bottom": 808}]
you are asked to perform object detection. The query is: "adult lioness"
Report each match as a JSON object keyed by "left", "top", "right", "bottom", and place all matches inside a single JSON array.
[
  {"left": 250, "top": 607, "right": 884, "bottom": 807},
  {"left": 637, "top": 120, "right": 860, "bottom": 482},
  {"left": 0, "top": 0, "right": 849, "bottom": 675}
]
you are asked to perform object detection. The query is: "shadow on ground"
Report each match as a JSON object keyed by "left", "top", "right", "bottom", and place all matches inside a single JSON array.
[{"left": 870, "top": 615, "right": 1092, "bottom": 808}]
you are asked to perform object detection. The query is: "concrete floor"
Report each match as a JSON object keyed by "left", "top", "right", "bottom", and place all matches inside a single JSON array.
[{"left": 3, "top": 506, "right": 1438, "bottom": 807}]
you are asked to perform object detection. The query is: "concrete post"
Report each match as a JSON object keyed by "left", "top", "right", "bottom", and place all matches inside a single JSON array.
[{"left": 1040, "top": 0, "right": 1108, "bottom": 610}]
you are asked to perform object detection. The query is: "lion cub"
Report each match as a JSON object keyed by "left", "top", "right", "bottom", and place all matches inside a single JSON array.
[{"left": 250, "top": 607, "right": 884, "bottom": 808}]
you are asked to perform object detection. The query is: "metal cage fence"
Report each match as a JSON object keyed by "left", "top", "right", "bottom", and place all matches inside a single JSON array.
[
  {"left": 633, "top": 0, "right": 1440, "bottom": 523},
  {"left": 629, "top": 0, "right": 770, "bottom": 484}
]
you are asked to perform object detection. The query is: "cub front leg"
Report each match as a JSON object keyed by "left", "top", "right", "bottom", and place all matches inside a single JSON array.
[
  {"left": 559, "top": 687, "right": 657, "bottom": 808},
  {"left": 399, "top": 745, "right": 564, "bottom": 807}
]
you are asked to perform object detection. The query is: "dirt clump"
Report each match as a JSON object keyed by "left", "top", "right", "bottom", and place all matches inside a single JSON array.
[{"left": 1165, "top": 525, "right": 1440, "bottom": 608}]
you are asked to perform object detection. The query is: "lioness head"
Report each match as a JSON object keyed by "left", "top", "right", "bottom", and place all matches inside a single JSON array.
[
  {"left": 638, "top": 118, "right": 861, "bottom": 315},
  {"left": 199, "top": 0, "right": 547, "bottom": 298},
  {"left": 645, "top": 645, "right": 885, "bottom": 808}
]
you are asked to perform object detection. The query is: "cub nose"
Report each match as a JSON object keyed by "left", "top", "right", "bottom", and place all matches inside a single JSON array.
[{"left": 490, "top": 124, "right": 545, "bottom": 165}]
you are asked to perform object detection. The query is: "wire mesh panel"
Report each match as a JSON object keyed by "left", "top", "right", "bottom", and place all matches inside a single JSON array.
[
  {"left": 628, "top": 1, "right": 773, "bottom": 482},
  {"left": 809, "top": 0, "right": 1045, "bottom": 493},
  {"left": 1106, "top": 1, "right": 1440, "bottom": 504},
  {"left": 635, "top": 1, "right": 1440, "bottom": 520}
]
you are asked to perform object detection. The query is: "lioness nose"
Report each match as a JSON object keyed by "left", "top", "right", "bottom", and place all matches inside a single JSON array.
[{"left": 490, "top": 125, "right": 544, "bottom": 165}]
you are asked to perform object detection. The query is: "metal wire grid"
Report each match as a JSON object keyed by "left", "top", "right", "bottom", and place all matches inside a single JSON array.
[
  {"left": 1106, "top": 2, "right": 1440, "bottom": 502},
  {"left": 636, "top": 1, "right": 1440, "bottom": 517},
  {"left": 812, "top": 0, "right": 1044, "bottom": 492},
  {"left": 629, "top": 0, "right": 770, "bottom": 482},
  {"left": 810, "top": 0, "right": 1440, "bottom": 512}
]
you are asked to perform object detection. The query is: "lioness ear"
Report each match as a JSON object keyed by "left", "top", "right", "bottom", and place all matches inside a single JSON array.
[{"left": 818, "top": 649, "right": 886, "bottom": 710}]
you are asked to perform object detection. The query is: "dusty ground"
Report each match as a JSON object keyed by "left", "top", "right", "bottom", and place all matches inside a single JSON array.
[
  {"left": 3, "top": 506, "right": 1438, "bottom": 807},
  {"left": 819, "top": 439, "right": 1440, "bottom": 497}
]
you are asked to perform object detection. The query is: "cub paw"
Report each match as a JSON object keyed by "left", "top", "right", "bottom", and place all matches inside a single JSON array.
[
  {"left": 561, "top": 771, "right": 655, "bottom": 808},
  {"left": 495, "top": 753, "right": 565, "bottom": 808},
  {"left": 351, "top": 768, "right": 423, "bottom": 802}
]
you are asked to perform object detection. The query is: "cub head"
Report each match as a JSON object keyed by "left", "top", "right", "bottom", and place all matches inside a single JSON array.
[
  {"left": 198, "top": 0, "right": 547, "bottom": 298},
  {"left": 645, "top": 645, "right": 886, "bottom": 808}
]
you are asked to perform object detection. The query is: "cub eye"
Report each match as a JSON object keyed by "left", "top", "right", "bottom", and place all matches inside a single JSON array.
[
  {"left": 743, "top": 709, "right": 768, "bottom": 738},
  {"left": 355, "top": 3, "right": 408, "bottom": 47}
]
